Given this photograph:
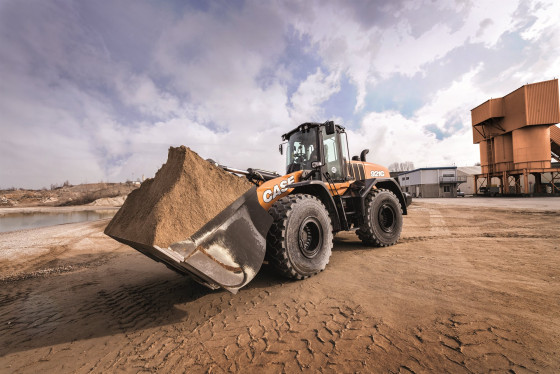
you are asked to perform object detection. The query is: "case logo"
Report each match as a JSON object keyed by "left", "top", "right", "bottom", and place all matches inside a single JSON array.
[{"left": 262, "top": 175, "right": 295, "bottom": 203}]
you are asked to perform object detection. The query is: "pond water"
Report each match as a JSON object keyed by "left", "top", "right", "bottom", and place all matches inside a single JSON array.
[{"left": 0, "top": 209, "right": 117, "bottom": 233}]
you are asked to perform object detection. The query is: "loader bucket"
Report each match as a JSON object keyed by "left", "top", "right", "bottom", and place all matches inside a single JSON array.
[{"left": 107, "top": 187, "right": 273, "bottom": 293}]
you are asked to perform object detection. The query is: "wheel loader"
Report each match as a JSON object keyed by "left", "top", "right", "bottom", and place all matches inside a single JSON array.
[{"left": 105, "top": 121, "right": 410, "bottom": 293}]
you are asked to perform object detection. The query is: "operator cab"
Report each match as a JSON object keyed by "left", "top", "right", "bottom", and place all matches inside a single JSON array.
[{"left": 281, "top": 121, "right": 351, "bottom": 182}]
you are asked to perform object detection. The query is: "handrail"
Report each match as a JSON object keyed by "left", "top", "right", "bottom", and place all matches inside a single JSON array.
[{"left": 439, "top": 176, "right": 468, "bottom": 183}]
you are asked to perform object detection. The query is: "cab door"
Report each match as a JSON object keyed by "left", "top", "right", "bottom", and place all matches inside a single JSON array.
[{"left": 321, "top": 127, "right": 345, "bottom": 181}]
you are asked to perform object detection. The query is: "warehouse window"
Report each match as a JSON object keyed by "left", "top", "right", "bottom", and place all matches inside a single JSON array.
[{"left": 443, "top": 186, "right": 450, "bottom": 192}]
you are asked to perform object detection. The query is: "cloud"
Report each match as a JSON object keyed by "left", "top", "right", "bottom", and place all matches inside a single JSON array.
[
  {"left": 519, "top": 0, "right": 560, "bottom": 41},
  {"left": 289, "top": 68, "right": 340, "bottom": 123},
  {"left": 114, "top": 73, "right": 182, "bottom": 119},
  {"left": 0, "top": 0, "right": 558, "bottom": 189},
  {"left": 348, "top": 66, "right": 484, "bottom": 168},
  {"left": 285, "top": 0, "right": 522, "bottom": 111}
]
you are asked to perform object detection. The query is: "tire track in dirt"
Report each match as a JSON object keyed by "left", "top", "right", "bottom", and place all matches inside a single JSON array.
[
  {"left": 431, "top": 313, "right": 548, "bottom": 373},
  {"left": 2, "top": 202, "right": 560, "bottom": 373},
  {"left": 57, "top": 284, "right": 549, "bottom": 374},
  {"left": 401, "top": 205, "right": 559, "bottom": 244},
  {"left": 400, "top": 232, "right": 560, "bottom": 243}
]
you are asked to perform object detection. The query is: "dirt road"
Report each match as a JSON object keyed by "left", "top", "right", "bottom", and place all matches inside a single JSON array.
[{"left": 1, "top": 200, "right": 559, "bottom": 373}]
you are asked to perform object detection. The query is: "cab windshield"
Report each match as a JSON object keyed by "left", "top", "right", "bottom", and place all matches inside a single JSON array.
[{"left": 286, "top": 128, "right": 318, "bottom": 173}]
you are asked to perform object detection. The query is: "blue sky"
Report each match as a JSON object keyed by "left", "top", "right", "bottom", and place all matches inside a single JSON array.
[{"left": 1, "top": 0, "right": 559, "bottom": 188}]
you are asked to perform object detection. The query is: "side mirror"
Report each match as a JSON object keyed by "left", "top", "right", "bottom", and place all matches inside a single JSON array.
[
  {"left": 278, "top": 144, "right": 283, "bottom": 155},
  {"left": 325, "top": 120, "right": 335, "bottom": 135}
]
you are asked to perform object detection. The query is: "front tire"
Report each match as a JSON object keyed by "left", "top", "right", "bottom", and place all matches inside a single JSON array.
[
  {"left": 357, "top": 189, "right": 403, "bottom": 247},
  {"left": 267, "top": 194, "right": 333, "bottom": 279}
]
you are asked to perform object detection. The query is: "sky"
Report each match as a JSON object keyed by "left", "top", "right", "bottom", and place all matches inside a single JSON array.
[{"left": 1, "top": 0, "right": 559, "bottom": 189}]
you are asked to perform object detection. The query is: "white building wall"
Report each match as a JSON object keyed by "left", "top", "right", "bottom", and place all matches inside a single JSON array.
[
  {"left": 397, "top": 167, "right": 460, "bottom": 197},
  {"left": 422, "top": 169, "right": 439, "bottom": 184},
  {"left": 407, "top": 171, "right": 422, "bottom": 185}
]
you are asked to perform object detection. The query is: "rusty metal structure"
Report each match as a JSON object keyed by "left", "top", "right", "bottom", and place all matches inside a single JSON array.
[{"left": 471, "top": 79, "right": 560, "bottom": 195}]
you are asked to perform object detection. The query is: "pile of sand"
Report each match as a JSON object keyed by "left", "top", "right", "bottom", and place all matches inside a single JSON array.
[
  {"left": 104, "top": 146, "right": 252, "bottom": 248},
  {"left": 89, "top": 196, "right": 126, "bottom": 207},
  {"left": 0, "top": 196, "right": 12, "bottom": 206}
]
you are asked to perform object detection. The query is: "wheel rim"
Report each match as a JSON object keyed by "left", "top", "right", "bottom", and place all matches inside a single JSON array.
[
  {"left": 298, "top": 217, "right": 323, "bottom": 258},
  {"left": 377, "top": 202, "right": 396, "bottom": 233}
]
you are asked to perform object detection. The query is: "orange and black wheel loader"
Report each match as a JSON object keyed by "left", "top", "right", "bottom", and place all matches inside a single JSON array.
[{"left": 106, "top": 121, "right": 411, "bottom": 293}]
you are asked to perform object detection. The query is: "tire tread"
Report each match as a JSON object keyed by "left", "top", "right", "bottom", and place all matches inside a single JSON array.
[
  {"left": 267, "top": 194, "right": 332, "bottom": 280},
  {"left": 356, "top": 188, "right": 402, "bottom": 247}
]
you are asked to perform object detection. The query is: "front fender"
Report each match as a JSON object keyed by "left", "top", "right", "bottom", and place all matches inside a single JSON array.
[{"left": 286, "top": 180, "right": 342, "bottom": 232}]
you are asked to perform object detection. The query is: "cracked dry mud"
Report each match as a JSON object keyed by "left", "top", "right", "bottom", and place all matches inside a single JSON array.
[{"left": 1, "top": 201, "right": 559, "bottom": 373}]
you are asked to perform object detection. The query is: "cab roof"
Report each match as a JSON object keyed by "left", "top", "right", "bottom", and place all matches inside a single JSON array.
[{"left": 282, "top": 122, "right": 345, "bottom": 141}]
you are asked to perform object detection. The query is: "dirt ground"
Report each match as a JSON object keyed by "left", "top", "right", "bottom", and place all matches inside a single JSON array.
[{"left": 1, "top": 199, "right": 559, "bottom": 373}]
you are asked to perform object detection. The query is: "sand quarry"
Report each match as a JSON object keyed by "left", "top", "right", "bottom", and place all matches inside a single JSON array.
[{"left": 0, "top": 198, "right": 559, "bottom": 373}]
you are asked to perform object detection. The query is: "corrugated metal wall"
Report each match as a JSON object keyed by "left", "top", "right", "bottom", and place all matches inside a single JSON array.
[
  {"left": 550, "top": 125, "right": 560, "bottom": 160},
  {"left": 551, "top": 125, "right": 560, "bottom": 144},
  {"left": 471, "top": 98, "right": 504, "bottom": 126},
  {"left": 471, "top": 79, "right": 560, "bottom": 172},
  {"left": 471, "top": 79, "right": 560, "bottom": 140},
  {"left": 493, "top": 133, "right": 514, "bottom": 172},
  {"left": 526, "top": 79, "right": 560, "bottom": 125},
  {"left": 512, "top": 126, "right": 551, "bottom": 169},
  {"left": 502, "top": 85, "right": 527, "bottom": 133}
]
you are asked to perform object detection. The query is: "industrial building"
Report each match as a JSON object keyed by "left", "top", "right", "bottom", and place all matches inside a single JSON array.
[
  {"left": 397, "top": 167, "right": 467, "bottom": 198},
  {"left": 471, "top": 79, "right": 560, "bottom": 195},
  {"left": 457, "top": 166, "right": 481, "bottom": 195}
]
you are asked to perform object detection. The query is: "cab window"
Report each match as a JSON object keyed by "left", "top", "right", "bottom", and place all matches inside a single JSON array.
[
  {"left": 286, "top": 128, "right": 318, "bottom": 173},
  {"left": 322, "top": 129, "right": 344, "bottom": 181}
]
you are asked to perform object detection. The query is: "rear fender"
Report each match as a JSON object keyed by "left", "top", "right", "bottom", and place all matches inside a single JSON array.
[{"left": 371, "top": 179, "right": 408, "bottom": 215}]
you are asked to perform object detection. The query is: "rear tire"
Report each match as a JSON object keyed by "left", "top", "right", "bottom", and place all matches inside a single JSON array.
[
  {"left": 267, "top": 194, "right": 333, "bottom": 279},
  {"left": 357, "top": 189, "right": 403, "bottom": 247}
]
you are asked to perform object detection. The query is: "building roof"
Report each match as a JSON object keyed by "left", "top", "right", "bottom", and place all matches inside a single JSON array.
[
  {"left": 457, "top": 166, "right": 482, "bottom": 175},
  {"left": 397, "top": 166, "right": 457, "bottom": 176}
]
